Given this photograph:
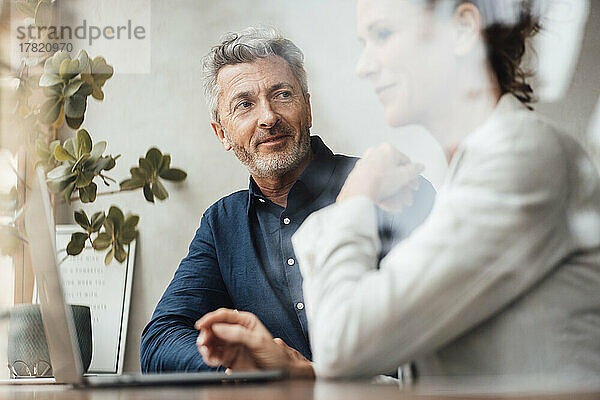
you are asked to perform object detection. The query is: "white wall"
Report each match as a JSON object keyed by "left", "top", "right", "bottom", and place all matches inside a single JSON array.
[{"left": 58, "top": 0, "right": 599, "bottom": 372}]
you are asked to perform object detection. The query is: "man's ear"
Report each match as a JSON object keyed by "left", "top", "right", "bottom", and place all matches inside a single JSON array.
[
  {"left": 211, "top": 121, "right": 232, "bottom": 151},
  {"left": 453, "top": 2, "right": 482, "bottom": 56},
  {"left": 305, "top": 93, "right": 313, "bottom": 128}
]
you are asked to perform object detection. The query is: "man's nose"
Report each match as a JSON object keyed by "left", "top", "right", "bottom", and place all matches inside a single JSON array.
[{"left": 257, "top": 100, "right": 279, "bottom": 129}]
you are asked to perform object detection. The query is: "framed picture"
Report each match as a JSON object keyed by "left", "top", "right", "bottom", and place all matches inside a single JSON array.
[{"left": 54, "top": 225, "right": 136, "bottom": 375}]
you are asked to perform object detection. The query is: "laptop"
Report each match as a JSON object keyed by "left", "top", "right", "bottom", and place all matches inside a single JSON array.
[{"left": 4, "top": 167, "right": 284, "bottom": 386}]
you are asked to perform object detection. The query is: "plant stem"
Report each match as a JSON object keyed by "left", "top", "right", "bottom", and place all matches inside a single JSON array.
[
  {"left": 99, "top": 173, "right": 116, "bottom": 183},
  {"left": 67, "top": 189, "right": 122, "bottom": 203}
]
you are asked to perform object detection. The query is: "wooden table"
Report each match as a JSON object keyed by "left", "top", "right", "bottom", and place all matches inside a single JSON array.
[{"left": 1, "top": 379, "right": 599, "bottom": 400}]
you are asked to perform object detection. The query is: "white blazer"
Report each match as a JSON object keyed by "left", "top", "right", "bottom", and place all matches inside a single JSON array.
[{"left": 292, "top": 94, "right": 600, "bottom": 380}]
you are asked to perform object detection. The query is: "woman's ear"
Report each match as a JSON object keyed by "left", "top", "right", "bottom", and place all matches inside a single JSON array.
[{"left": 452, "top": 2, "right": 483, "bottom": 56}]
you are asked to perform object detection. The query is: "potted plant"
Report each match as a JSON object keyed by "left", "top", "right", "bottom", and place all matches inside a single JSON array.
[
  {"left": 0, "top": 0, "right": 187, "bottom": 375},
  {"left": 2, "top": 0, "right": 187, "bottom": 267}
]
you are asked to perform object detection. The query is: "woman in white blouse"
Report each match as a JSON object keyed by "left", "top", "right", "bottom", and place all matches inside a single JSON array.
[
  {"left": 196, "top": 0, "right": 600, "bottom": 381},
  {"left": 291, "top": 0, "right": 600, "bottom": 380}
]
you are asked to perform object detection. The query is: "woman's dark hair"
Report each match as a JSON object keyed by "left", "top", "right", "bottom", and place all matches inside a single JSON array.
[{"left": 427, "top": 0, "right": 541, "bottom": 106}]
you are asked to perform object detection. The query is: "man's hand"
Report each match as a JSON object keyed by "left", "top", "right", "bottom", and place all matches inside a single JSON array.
[
  {"left": 337, "top": 143, "right": 423, "bottom": 213},
  {"left": 195, "top": 308, "right": 315, "bottom": 378}
]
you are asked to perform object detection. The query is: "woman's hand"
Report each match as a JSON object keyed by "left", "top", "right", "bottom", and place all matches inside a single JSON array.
[
  {"left": 337, "top": 143, "right": 423, "bottom": 213},
  {"left": 195, "top": 308, "right": 315, "bottom": 378}
]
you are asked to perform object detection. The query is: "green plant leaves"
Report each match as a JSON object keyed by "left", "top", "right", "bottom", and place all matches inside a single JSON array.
[
  {"left": 90, "top": 141, "right": 106, "bottom": 160},
  {"left": 107, "top": 206, "right": 124, "bottom": 229},
  {"left": 151, "top": 179, "right": 168, "bottom": 201},
  {"left": 92, "top": 232, "right": 112, "bottom": 250},
  {"left": 121, "top": 217, "right": 139, "bottom": 244},
  {"left": 39, "top": 50, "right": 112, "bottom": 128},
  {"left": 63, "top": 79, "right": 84, "bottom": 98},
  {"left": 97, "top": 206, "right": 138, "bottom": 265},
  {"left": 74, "top": 209, "right": 90, "bottom": 230},
  {"left": 54, "top": 145, "right": 75, "bottom": 162},
  {"left": 119, "top": 147, "right": 187, "bottom": 203},
  {"left": 46, "top": 129, "right": 119, "bottom": 204},
  {"left": 64, "top": 83, "right": 93, "bottom": 129},
  {"left": 39, "top": 73, "right": 64, "bottom": 88},
  {"left": 67, "top": 206, "right": 138, "bottom": 266},
  {"left": 35, "top": 139, "right": 60, "bottom": 169},
  {"left": 39, "top": 95, "right": 64, "bottom": 125},
  {"left": 143, "top": 183, "right": 154, "bottom": 202},
  {"left": 159, "top": 168, "right": 187, "bottom": 181},
  {"left": 81, "top": 56, "right": 114, "bottom": 101},
  {"left": 114, "top": 244, "right": 127, "bottom": 263},
  {"left": 64, "top": 94, "right": 85, "bottom": 118},
  {"left": 119, "top": 176, "right": 144, "bottom": 191},
  {"left": 76, "top": 129, "right": 92, "bottom": 156},
  {"left": 59, "top": 58, "right": 83, "bottom": 81},
  {"left": 66, "top": 232, "right": 88, "bottom": 256},
  {"left": 78, "top": 182, "right": 97, "bottom": 203},
  {"left": 104, "top": 246, "right": 114, "bottom": 265},
  {"left": 146, "top": 148, "right": 162, "bottom": 170},
  {"left": 74, "top": 170, "right": 93, "bottom": 188},
  {"left": 90, "top": 211, "right": 106, "bottom": 232}
]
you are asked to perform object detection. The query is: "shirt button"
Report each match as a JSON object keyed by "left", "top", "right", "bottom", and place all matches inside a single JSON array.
[
  {"left": 258, "top": 198, "right": 266, "bottom": 203},
  {"left": 296, "top": 302, "right": 304, "bottom": 310},
  {"left": 287, "top": 258, "right": 295, "bottom": 266},
  {"left": 283, "top": 217, "right": 291, "bottom": 225}
]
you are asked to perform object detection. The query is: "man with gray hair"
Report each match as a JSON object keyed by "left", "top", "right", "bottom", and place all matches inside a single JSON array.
[{"left": 140, "top": 27, "right": 435, "bottom": 373}]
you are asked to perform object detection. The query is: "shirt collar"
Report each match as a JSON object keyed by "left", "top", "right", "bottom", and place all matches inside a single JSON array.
[
  {"left": 445, "top": 94, "right": 531, "bottom": 188},
  {"left": 296, "top": 135, "right": 336, "bottom": 199},
  {"left": 247, "top": 135, "right": 337, "bottom": 213}
]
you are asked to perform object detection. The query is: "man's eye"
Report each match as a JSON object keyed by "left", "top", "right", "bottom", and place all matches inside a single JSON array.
[
  {"left": 277, "top": 91, "right": 292, "bottom": 99},
  {"left": 237, "top": 101, "right": 253, "bottom": 110}
]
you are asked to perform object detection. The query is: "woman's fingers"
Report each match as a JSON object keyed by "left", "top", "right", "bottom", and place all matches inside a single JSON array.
[
  {"left": 376, "top": 163, "right": 423, "bottom": 201},
  {"left": 409, "top": 176, "right": 420, "bottom": 190},
  {"left": 363, "top": 143, "right": 411, "bottom": 166},
  {"left": 338, "top": 143, "right": 424, "bottom": 205}
]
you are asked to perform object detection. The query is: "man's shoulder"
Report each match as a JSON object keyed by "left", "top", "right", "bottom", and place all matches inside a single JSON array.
[
  {"left": 331, "top": 152, "right": 359, "bottom": 164},
  {"left": 330, "top": 152, "right": 359, "bottom": 179},
  {"left": 203, "top": 189, "right": 250, "bottom": 220}
]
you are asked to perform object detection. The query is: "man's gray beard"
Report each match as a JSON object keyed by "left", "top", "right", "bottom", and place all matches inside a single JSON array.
[{"left": 226, "top": 127, "right": 312, "bottom": 179}]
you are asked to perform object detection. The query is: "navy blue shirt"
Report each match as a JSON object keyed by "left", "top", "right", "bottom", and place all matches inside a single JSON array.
[{"left": 140, "top": 136, "right": 435, "bottom": 373}]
